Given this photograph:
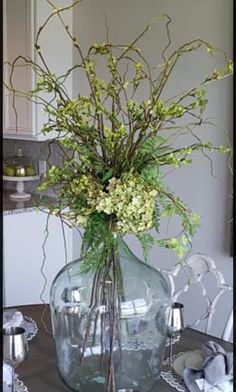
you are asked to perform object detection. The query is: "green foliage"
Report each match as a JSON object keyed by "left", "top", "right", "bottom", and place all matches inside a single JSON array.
[
  {"left": 5, "top": 4, "right": 233, "bottom": 271},
  {"left": 156, "top": 235, "right": 190, "bottom": 261},
  {"left": 137, "top": 233, "right": 155, "bottom": 262},
  {"left": 81, "top": 212, "right": 116, "bottom": 273},
  {"left": 194, "top": 88, "right": 208, "bottom": 113}
]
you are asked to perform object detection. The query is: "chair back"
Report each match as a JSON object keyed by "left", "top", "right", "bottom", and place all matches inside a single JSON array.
[{"left": 160, "top": 253, "right": 233, "bottom": 342}]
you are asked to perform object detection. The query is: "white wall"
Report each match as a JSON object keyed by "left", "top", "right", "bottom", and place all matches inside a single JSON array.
[{"left": 72, "top": 0, "right": 233, "bottom": 340}]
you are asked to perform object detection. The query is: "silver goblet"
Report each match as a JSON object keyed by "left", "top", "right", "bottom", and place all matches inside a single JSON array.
[
  {"left": 3, "top": 327, "right": 29, "bottom": 391},
  {"left": 167, "top": 302, "right": 185, "bottom": 368}
]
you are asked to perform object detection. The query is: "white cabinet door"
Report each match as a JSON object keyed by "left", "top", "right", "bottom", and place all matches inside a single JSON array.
[
  {"left": 3, "top": 0, "right": 35, "bottom": 139},
  {"left": 3, "top": 0, "right": 73, "bottom": 141},
  {"left": 4, "top": 210, "right": 74, "bottom": 306}
]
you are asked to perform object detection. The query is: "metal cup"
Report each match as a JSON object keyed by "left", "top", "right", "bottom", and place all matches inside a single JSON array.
[
  {"left": 3, "top": 327, "right": 28, "bottom": 392},
  {"left": 3, "top": 327, "right": 29, "bottom": 366},
  {"left": 167, "top": 302, "right": 185, "bottom": 368},
  {"left": 168, "top": 302, "right": 185, "bottom": 338}
]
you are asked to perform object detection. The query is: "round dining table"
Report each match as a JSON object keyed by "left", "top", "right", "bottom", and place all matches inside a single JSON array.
[{"left": 10, "top": 304, "right": 233, "bottom": 392}]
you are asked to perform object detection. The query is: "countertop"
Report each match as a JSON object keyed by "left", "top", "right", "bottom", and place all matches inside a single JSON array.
[{"left": 3, "top": 191, "right": 58, "bottom": 215}]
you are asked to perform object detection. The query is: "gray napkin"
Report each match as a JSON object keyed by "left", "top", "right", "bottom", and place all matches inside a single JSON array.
[
  {"left": 3, "top": 308, "right": 24, "bottom": 329},
  {"left": 183, "top": 341, "right": 233, "bottom": 392}
]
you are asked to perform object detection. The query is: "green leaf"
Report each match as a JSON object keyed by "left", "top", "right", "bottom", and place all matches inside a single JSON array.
[
  {"left": 101, "top": 169, "right": 113, "bottom": 184},
  {"left": 137, "top": 232, "right": 155, "bottom": 262}
]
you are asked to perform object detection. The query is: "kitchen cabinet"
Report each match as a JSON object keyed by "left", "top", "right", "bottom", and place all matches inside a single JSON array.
[
  {"left": 3, "top": 210, "right": 75, "bottom": 306},
  {"left": 3, "top": 0, "right": 73, "bottom": 140}
]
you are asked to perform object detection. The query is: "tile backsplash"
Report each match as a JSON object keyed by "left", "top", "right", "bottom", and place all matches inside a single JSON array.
[{"left": 3, "top": 139, "right": 66, "bottom": 196}]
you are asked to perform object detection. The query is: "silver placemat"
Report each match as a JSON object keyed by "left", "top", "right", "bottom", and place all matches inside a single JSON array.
[
  {"left": 3, "top": 373, "right": 29, "bottom": 392},
  {"left": 161, "top": 352, "right": 188, "bottom": 392},
  {"left": 22, "top": 316, "right": 38, "bottom": 341},
  {"left": 15, "top": 373, "right": 29, "bottom": 392},
  {"left": 165, "top": 335, "right": 180, "bottom": 347}
]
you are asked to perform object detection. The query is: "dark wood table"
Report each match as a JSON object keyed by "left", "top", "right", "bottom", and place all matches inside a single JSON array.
[{"left": 13, "top": 304, "right": 233, "bottom": 392}]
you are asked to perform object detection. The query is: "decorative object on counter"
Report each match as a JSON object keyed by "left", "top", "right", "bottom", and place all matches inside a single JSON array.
[
  {"left": 3, "top": 191, "right": 57, "bottom": 215},
  {"left": 5, "top": 2, "right": 233, "bottom": 391},
  {"left": 3, "top": 148, "right": 40, "bottom": 200},
  {"left": 3, "top": 175, "right": 40, "bottom": 200},
  {"left": 167, "top": 302, "right": 185, "bottom": 368},
  {"left": 3, "top": 309, "right": 38, "bottom": 341},
  {"left": 3, "top": 327, "right": 29, "bottom": 392},
  {"left": 4, "top": 148, "right": 38, "bottom": 177}
]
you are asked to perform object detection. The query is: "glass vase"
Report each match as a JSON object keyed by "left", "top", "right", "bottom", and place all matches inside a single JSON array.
[{"left": 50, "top": 236, "right": 171, "bottom": 392}]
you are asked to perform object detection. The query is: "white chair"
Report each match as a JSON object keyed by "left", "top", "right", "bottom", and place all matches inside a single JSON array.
[{"left": 160, "top": 253, "right": 233, "bottom": 342}]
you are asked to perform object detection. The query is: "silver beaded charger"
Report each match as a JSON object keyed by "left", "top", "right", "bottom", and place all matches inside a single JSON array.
[
  {"left": 15, "top": 373, "right": 29, "bottom": 392},
  {"left": 165, "top": 335, "right": 180, "bottom": 347},
  {"left": 161, "top": 352, "right": 188, "bottom": 392},
  {"left": 3, "top": 373, "right": 29, "bottom": 392},
  {"left": 23, "top": 316, "right": 38, "bottom": 341}
]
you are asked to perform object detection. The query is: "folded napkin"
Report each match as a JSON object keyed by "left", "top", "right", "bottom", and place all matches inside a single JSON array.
[
  {"left": 3, "top": 308, "right": 24, "bottom": 329},
  {"left": 183, "top": 341, "right": 233, "bottom": 392}
]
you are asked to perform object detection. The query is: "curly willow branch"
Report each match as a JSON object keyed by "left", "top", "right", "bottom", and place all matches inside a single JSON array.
[
  {"left": 39, "top": 212, "right": 53, "bottom": 335},
  {"left": 161, "top": 14, "right": 172, "bottom": 63},
  {"left": 205, "top": 118, "right": 233, "bottom": 176}
]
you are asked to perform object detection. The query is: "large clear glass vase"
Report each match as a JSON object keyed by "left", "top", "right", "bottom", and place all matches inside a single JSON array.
[{"left": 50, "top": 237, "right": 171, "bottom": 392}]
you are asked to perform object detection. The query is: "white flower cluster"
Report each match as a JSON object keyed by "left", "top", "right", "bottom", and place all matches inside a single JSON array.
[{"left": 96, "top": 175, "right": 158, "bottom": 234}]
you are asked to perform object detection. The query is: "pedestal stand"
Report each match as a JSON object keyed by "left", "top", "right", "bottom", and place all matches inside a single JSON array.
[{"left": 3, "top": 176, "right": 40, "bottom": 200}]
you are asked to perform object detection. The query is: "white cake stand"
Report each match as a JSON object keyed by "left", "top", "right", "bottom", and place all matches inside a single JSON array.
[{"left": 3, "top": 175, "right": 40, "bottom": 200}]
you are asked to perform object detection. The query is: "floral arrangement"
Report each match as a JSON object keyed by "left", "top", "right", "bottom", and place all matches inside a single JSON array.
[
  {"left": 6, "top": 3, "right": 233, "bottom": 390},
  {"left": 7, "top": 2, "right": 233, "bottom": 273}
]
